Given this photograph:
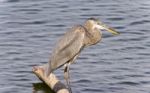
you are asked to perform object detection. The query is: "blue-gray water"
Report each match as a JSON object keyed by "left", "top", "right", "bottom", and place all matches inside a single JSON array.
[{"left": 0, "top": 0, "right": 150, "bottom": 93}]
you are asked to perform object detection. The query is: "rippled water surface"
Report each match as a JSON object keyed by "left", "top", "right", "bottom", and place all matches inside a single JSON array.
[{"left": 0, "top": 0, "right": 150, "bottom": 93}]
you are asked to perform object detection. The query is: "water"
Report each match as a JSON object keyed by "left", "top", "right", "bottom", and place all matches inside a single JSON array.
[{"left": 0, "top": 0, "right": 150, "bottom": 93}]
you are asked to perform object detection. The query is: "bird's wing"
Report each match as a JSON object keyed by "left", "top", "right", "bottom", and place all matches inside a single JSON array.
[{"left": 50, "top": 25, "right": 85, "bottom": 70}]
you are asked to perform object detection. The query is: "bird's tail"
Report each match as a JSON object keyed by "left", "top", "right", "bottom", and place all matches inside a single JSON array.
[{"left": 45, "top": 61, "right": 52, "bottom": 77}]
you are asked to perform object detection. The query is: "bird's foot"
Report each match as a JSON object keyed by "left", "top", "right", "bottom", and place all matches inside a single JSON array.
[{"left": 68, "top": 87, "right": 73, "bottom": 93}]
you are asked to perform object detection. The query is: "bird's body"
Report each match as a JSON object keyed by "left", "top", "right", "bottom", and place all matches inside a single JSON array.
[
  {"left": 49, "top": 25, "right": 101, "bottom": 72},
  {"left": 46, "top": 18, "right": 119, "bottom": 93}
]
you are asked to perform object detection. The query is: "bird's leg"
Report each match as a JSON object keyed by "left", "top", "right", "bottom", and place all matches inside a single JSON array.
[{"left": 64, "top": 63, "right": 72, "bottom": 93}]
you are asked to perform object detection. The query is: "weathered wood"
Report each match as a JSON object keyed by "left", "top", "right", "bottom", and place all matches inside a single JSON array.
[{"left": 32, "top": 65, "right": 69, "bottom": 93}]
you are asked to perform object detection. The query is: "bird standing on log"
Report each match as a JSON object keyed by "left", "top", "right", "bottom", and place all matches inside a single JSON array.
[{"left": 46, "top": 18, "right": 119, "bottom": 93}]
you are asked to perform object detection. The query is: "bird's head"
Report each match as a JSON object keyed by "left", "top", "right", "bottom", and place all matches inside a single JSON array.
[{"left": 85, "top": 18, "right": 120, "bottom": 35}]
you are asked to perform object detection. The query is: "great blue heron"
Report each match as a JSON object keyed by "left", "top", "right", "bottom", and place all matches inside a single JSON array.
[{"left": 46, "top": 18, "right": 119, "bottom": 93}]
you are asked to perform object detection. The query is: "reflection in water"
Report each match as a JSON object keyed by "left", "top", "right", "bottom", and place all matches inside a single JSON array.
[{"left": 32, "top": 83, "right": 55, "bottom": 93}]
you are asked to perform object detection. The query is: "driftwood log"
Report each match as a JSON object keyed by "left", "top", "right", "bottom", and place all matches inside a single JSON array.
[{"left": 32, "top": 64, "right": 69, "bottom": 93}]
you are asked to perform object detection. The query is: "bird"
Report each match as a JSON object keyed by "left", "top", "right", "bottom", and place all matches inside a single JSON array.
[{"left": 46, "top": 18, "right": 119, "bottom": 93}]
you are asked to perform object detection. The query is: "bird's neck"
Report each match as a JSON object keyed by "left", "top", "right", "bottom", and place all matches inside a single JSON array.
[{"left": 83, "top": 25, "right": 102, "bottom": 46}]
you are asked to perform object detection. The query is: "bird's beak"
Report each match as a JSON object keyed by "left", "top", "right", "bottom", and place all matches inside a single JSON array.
[
  {"left": 97, "top": 23, "right": 120, "bottom": 35},
  {"left": 104, "top": 26, "right": 120, "bottom": 35}
]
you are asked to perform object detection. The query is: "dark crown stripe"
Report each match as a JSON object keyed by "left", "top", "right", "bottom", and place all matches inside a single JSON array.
[{"left": 88, "top": 17, "right": 98, "bottom": 21}]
